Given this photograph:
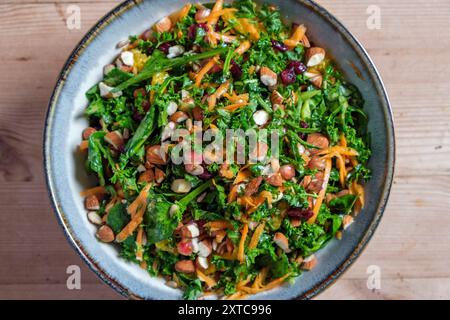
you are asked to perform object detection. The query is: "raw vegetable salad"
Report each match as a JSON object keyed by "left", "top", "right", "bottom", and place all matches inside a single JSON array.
[{"left": 79, "top": 0, "right": 371, "bottom": 299}]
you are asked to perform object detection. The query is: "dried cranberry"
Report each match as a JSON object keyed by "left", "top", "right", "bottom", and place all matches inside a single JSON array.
[
  {"left": 133, "top": 88, "right": 146, "bottom": 98},
  {"left": 288, "top": 60, "right": 307, "bottom": 74},
  {"left": 300, "top": 120, "right": 309, "bottom": 128},
  {"left": 287, "top": 208, "right": 314, "bottom": 220},
  {"left": 271, "top": 39, "right": 287, "bottom": 52},
  {"left": 141, "top": 100, "right": 151, "bottom": 112},
  {"left": 299, "top": 120, "right": 309, "bottom": 140},
  {"left": 158, "top": 42, "right": 171, "bottom": 54},
  {"left": 198, "top": 23, "right": 209, "bottom": 32},
  {"left": 132, "top": 111, "right": 144, "bottom": 122},
  {"left": 209, "top": 63, "right": 223, "bottom": 74},
  {"left": 230, "top": 60, "right": 243, "bottom": 80},
  {"left": 198, "top": 166, "right": 213, "bottom": 180},
  {"left": 187, "top": 24, "right": 197, "bottom": 40},
  {"left": 280, "top": 68, "right": 296, "bottom": 85},
  {"left": 146, "top": 46, "right": 154, "bottom": 55}
]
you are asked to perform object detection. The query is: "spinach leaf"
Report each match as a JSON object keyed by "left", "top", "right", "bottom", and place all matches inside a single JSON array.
[
  {"left": 183, "top": 279, "right": 203, "bottom": 300},
  {"left": 145, "top": 180, "right": 213, "bottom": 244},
  {"left": 87, "top": 131, "right": 106, "bottom": 185},
  {"left": 113, "top": 47, "right": 228, "bottom": 92},
  {"left": 123, "top": 102, "right": 157, "bottom": 161},
  {"left": 107, "top": 203, "right": 130, "bottom": 233},
  {"left": 103, "top": 68, "right": 133, "bottom": 87},
  {"left": 145, "top": 193, "right": 175, "bottom": 244},
  {"left": 329, "top": 194, "right": 358, "bottom": 215}
]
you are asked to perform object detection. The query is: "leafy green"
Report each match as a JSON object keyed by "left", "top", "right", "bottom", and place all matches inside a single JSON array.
[
  {"left": 113, "top": 47, "right": 228, "bottom": 92},
  {"left": 87, "top": 131, "right": 106, "bottom": 185},
  {"left": 145, "top": 180, "right": 213, "bottom": 244},
  {"left": 107, "top": 203, "right": 130, "bottom": 233}
]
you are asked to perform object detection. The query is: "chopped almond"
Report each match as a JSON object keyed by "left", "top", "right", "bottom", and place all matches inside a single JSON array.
[
  {"left": 260, "top": 66, "right": 278, "bottom": 87},
  {"left": 155, "top": 16, "right": 172, "bottom": 33},
  {"left": 342, "top": 215, "right": 354, "bottom": 230},
  {"left": 85, "top": 195, "right": 100, "bottom": 210},
  {"left": 146, "top": 145, "right": 167, "bottom": 165},
  {"left": 82, "top": 127, "right": 97, "bottom": 140},
  {"left": 138, "top": 170, "right": 154, "bottom": 184},
  {"left": 245, "top": 176, "right": 263, "bottom": 196},
  {"left": 198, "top": 239, "right": 212, "bottom": 257},
  {"left": 307, "top": 133, "right": 330, "bottom": 153},
  {"left": 265, "top": 173, "right": 284, "bottom": 187},
  {"left": 304, "top": 70, "right": 323, "bottom": 88},
  {"left": 306, "top": 47, "right": 326, "bottom": 67},
  {"left": 273, "top": 232, "right": 291, "bottom": 253},
  {"left": 301, "top": 34, "right": 311, "bottom": 48},
  {"left": 301, "top": 255, "right": 317, "bottom": 270},
  {"left": 170, "top": 111, "right": 189, "bottom": 123},
  {"left": 96, "top": 225, "right": 114, "bottom": 243},
  {"left": 175, "top": 260, "right": 196, "bottom": 274},
  {"left": 154, "top": 167, "right": 165, "bottom": 184},
  {"left": 104, "top": 131, "right": 124, "bottom": 150},
  {"left": 270, "top": 90, "right": 284, "bottom": 106}
]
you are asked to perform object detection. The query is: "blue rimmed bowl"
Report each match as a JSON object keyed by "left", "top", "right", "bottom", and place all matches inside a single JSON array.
[{"left": 44, "top": 0, "right": 395, "bottom": 300}]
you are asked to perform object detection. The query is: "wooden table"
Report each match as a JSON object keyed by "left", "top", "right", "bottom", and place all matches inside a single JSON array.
[{"left": 1, "top": 0, "right": 449, "bottom": 300}]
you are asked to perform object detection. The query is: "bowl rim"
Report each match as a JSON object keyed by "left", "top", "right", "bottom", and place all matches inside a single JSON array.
[{"left": 43, "top": 0, "right": 395, "bottom": 300}]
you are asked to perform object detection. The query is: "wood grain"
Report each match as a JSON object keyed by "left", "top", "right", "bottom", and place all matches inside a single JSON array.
[{"left": 0, "top": 0, "right": 449, "bottom": 300}]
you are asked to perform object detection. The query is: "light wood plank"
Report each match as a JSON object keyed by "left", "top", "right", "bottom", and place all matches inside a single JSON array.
[{"left": 0, "top": 0, "right": 449, "bottom": 299}]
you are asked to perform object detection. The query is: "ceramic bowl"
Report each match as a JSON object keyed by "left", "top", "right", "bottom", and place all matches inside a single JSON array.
[{"left": 44, "top": 0, "right": 395, "bottom": 299}]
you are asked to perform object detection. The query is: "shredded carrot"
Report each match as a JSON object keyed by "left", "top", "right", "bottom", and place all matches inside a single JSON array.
[
  {"left": 127, "top": 184, "right": 151, "bottom": 218},
  {"left": 80, "top": 186, "right": 106, "bottom": 197},
  {"left": 208, "top": 81, "right": 230, "bottom": 110},
  {"left": 222, "top": 102, "right": 249, "bottom": 112},
  {"left": 238, "top": 196, "right": 256, "bottom": 208},
  {"left": 203, "top": 0, "right": 224, "bottom": 25},
  {"left": 196, "top": 269, "right": 217, "bottom": 288},
  {"left": 350, "top": 180, "right": 365, "bottom": 213},
  {"left": 251, "top": 267, "right": 268, "bottom": 289},
  {"left": 238, "top": 273, "right": 290, "bottom": 294},
  {"left": 102, "top": 196, "right": 118, "bottom": 222},
  {"left": 205, "top": 220, "right": 233, "bottom": 231},
  {"left": 209, "top": 30, "right": 237, "bottom": 43},
  {"left": 223, "top": 92, "right": 249, "bottom": 103},
  {"left": 228, "top": 184, "right": 240, "bottom": 203},
  {"left": 307, "top": 158, "right": 332, "bottom": 224},
  {"left": 339, "top": 133, "right": 347, "bottom": 148},
  {"left": 249, "top": 223, "right": 265, "bottom": 249},
  {"left": 169, "top": 3, "right": 192, "bottom": 24},
  {"left": 237, "top": 223, "right": 248, "bottom": 264},
  {"left": 235, "top": 40, "right": 251, "bottom": 55},
  {"left": 136, "top": 227, "right": 144, "bottom": 261},
  {"left": 284, "top": 24, "right": 307, "bottom": 48},
  {"left": 194, "top": 56, "right": 219, "bottom": 87},
  {"left": 222, "top": 11, "right": 260, "bottom": 41},
  {"left": 319, "top": 146, "right": 359, "bottom": 157},
  {"left": 79, "top": 140, "right": 89, "bottom": 152},
  {"left": 116, "top": 205, "right": 146, "bottom": 242},
  {"left": 233, "top": 169, "right": 251, "bottom": 185}
]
